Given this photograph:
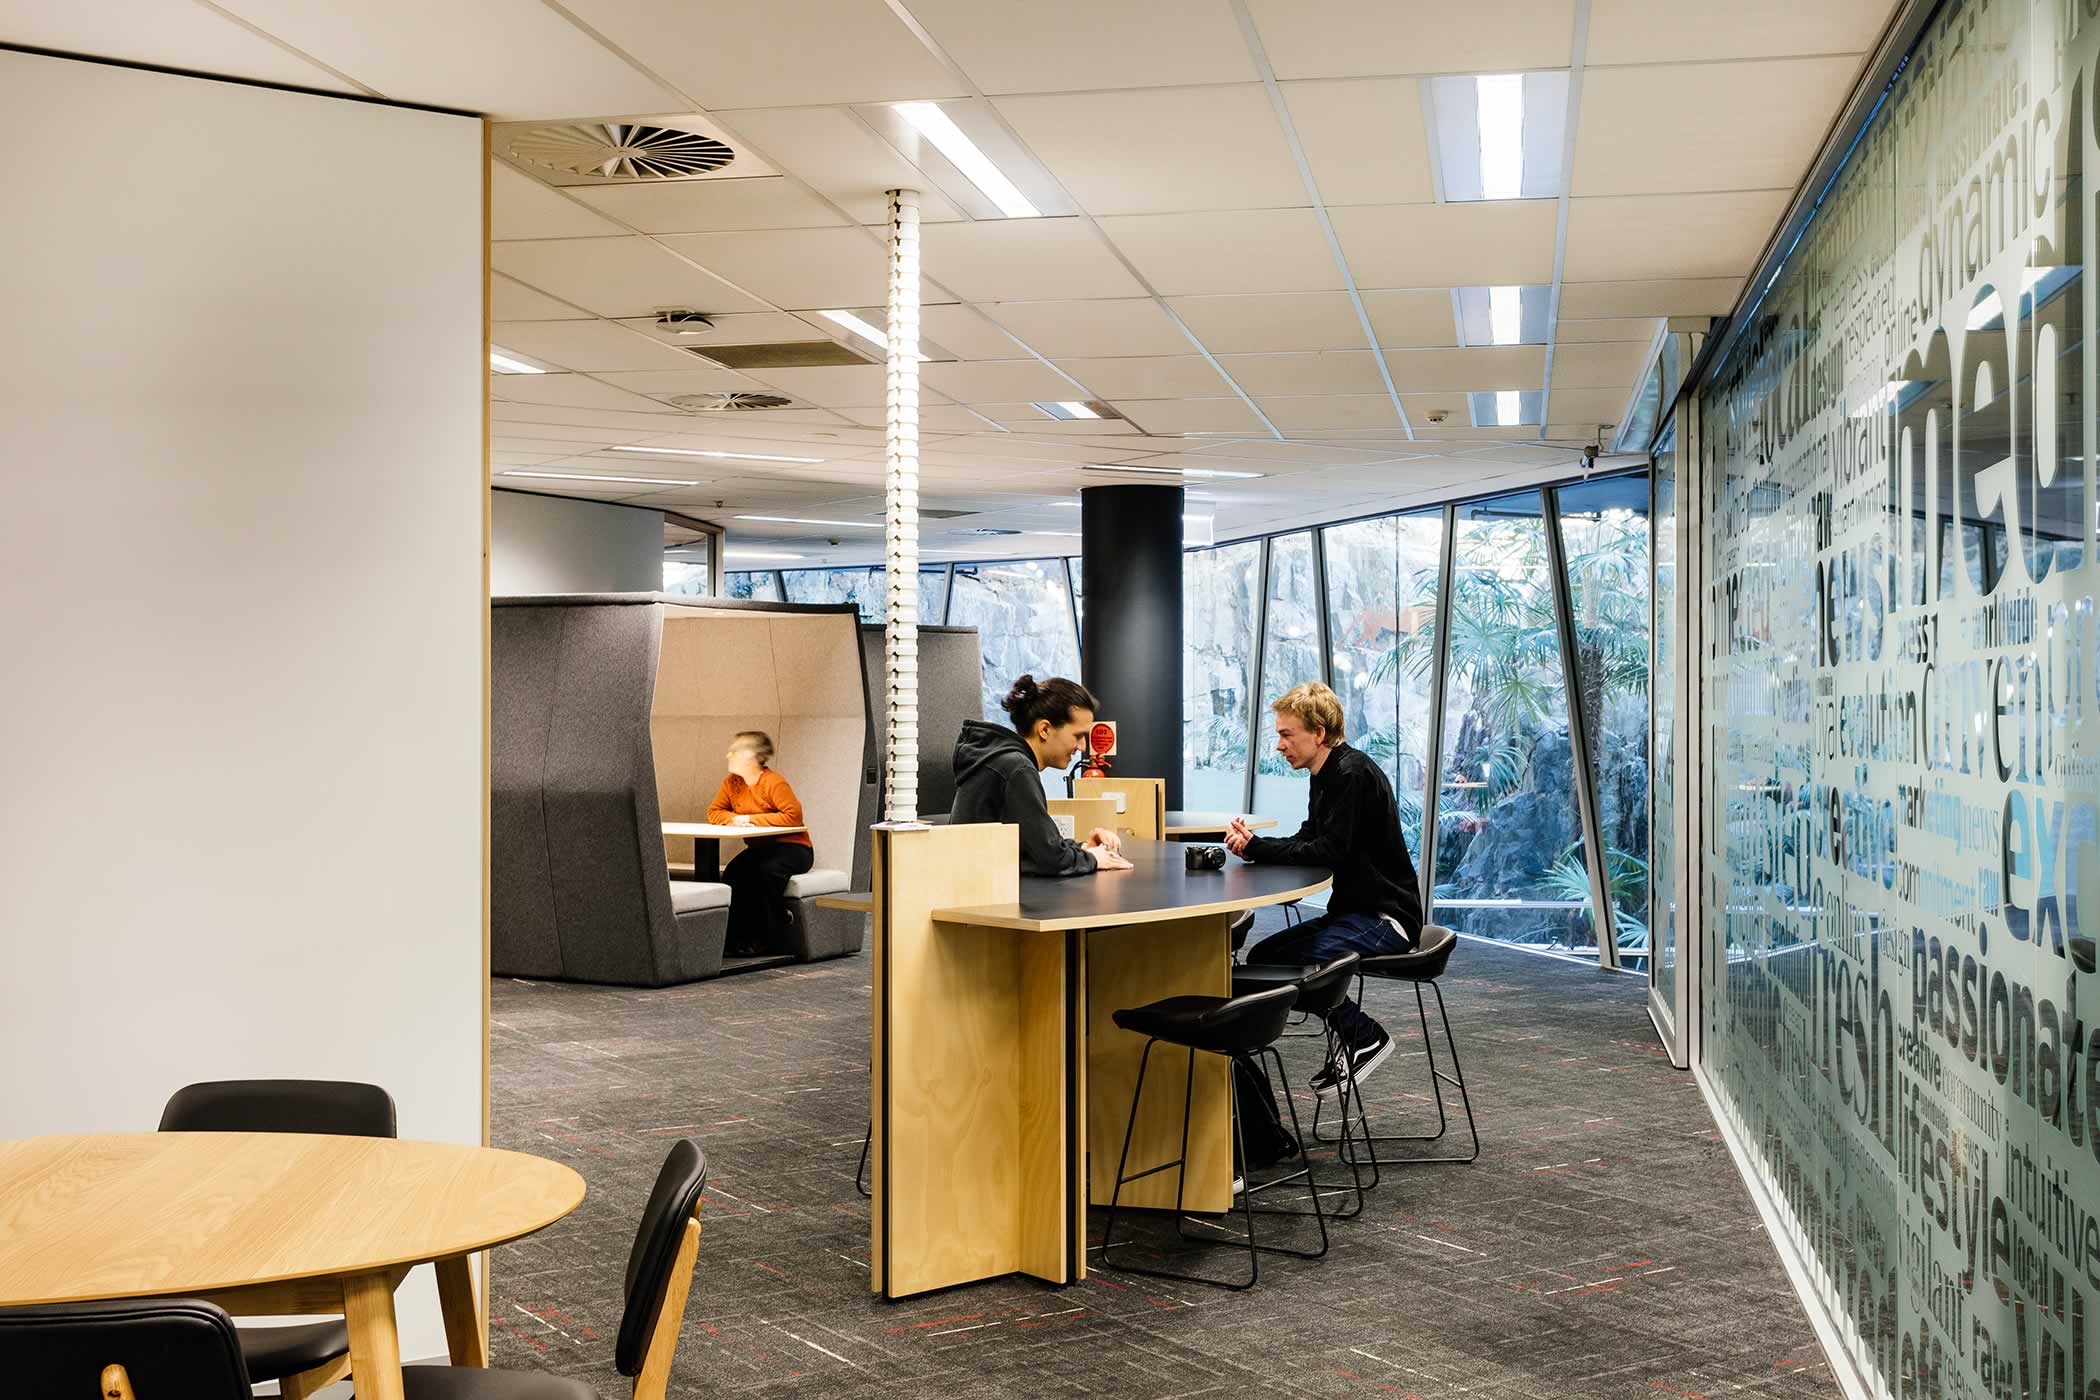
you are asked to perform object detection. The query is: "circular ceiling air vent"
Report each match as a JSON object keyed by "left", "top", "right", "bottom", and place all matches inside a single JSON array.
[
  {"left": 664, "top": 392, "right": 795, "bottom": 412},
  {"left": 505, "top": 123, "right": 735, "bottom": 182}
]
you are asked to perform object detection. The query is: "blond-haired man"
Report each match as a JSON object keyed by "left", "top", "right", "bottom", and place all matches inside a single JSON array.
[{"left": 1227, "top": 681, "right": 1423, "bottom": 1097}]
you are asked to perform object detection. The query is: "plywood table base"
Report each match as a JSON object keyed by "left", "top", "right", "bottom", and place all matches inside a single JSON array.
[
  {"left": 871, "top": 831, "right": 1327, "bottom": 1302},
  {"left": 342, "top": 1271, "right": 406, "bottom": 1400}
]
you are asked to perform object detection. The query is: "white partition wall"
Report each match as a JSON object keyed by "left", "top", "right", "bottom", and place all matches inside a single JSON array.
[
  {"left": 492, "top": 489, "right": 665, "bottom": 595},
  {"left": 0, "top": 50, "right": 485, "bottom": 1359}
]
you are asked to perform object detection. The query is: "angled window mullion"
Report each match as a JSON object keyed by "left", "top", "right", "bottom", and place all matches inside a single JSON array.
[
  {"left": 1544, "top": 485, "right": 1619, "bottom": 971},
  {"left": 1312, "top": 528, "right": 1333, "bottom": 691},
  {"left": 1419, "top": 506, "right": 1456, "bottom": 921},
  {"left": 1245, "top": 535, "right": 1272, "bottom": 814}
]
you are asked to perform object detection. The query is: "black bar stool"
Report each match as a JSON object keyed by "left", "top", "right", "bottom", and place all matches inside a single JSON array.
[
  {"left": 1096, "top": 983, "right": 1327, "bottom": 1291},
  {"left": 1312, "top": 924, "right": 1479, "bottom": 1172},
  {"left": 1230, "top": 952, "right": 1371, "bottom": 1219}
]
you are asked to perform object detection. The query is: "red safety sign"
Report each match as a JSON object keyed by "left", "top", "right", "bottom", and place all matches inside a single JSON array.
[{"left": 1089, "top": 721, "right": 1117, "bottom": 757}]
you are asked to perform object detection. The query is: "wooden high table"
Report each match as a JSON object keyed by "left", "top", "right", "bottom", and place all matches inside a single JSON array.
[
  {"left": 868, "top": 829, "right": 1329, "bottom": 1301},
  {"left": 0, "top": 1133, "right": 585, "bottom": 1400}
]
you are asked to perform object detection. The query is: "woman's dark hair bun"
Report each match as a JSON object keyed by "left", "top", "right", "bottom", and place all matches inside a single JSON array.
[
  {"left": 1000, "top": 674, "right": 1040, "bottom": 716},
  {"left": 1003, "top": 674, "right": 1098, "bottom": 734}
]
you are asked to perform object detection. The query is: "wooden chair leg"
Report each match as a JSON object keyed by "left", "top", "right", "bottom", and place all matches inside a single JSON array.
[
  {"left": 279, "top": 1354, "right": 353, "bottom": 1400},
  {"left": 632, "top": 1206, "right": 703, "bottom": 1400},
  {"left": 101, "top": 1364, "right": 136, "bottom": 1400}
]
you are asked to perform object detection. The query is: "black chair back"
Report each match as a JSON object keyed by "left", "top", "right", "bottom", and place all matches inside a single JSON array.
[
  {"left": 0, "top": 1297, "right": 250, "bottom": 1398},
  {"left": 615, "top": 1139, "right": 709, "bottom": 1377},
  {"left": 158, "top": 1080, "right": 397, "bottom": 1138},
  {"left": 1362, "top": 924, "right": 1457, "bottom": 981}
]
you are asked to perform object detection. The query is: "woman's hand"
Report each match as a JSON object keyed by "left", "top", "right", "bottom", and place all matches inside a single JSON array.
[
  {"left": 1091, "top": 847, "right": 1134, "bottom": 871},
  {"left": 732, "top": 814, "right": 754, "bottom": 826},
  {"left": 1087, "top": 826, "right": 1123, "bottom": 853}
]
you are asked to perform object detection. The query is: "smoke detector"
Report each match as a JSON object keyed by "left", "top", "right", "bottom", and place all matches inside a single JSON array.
[{"left": 493, "top": 116, "right": 775, "bottom": 186}]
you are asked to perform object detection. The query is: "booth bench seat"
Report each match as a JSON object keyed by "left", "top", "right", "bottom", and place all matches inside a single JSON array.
[{"left": 784, "top": 868, "right": 863, "bottom": 963}]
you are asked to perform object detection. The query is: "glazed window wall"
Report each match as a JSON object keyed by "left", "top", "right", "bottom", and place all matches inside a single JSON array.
[{"left": 1179, "top": 476, "right": 1652, "bottom": 971}]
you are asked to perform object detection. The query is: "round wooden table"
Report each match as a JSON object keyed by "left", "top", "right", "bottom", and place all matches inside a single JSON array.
[{"left": 0, "top": 1133, "right": 585, "bottom": 1400}]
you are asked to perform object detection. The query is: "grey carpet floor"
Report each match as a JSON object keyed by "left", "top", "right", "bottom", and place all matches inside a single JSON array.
[{"left": 486, "top": 917, "right": 1838, "bottom": 1399}]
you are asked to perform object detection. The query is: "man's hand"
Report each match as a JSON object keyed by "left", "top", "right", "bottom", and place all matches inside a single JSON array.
[
  {"left": 1224, "top": 819, "right": 1253, "bottom": 857},
  {"left": 1087, "top": 826, "right": 1123, "bottom": 854}
]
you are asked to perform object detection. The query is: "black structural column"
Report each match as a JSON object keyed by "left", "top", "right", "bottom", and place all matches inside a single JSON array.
[{"left": 1080, "top": 484, "right": 1183, "bottom": 807}]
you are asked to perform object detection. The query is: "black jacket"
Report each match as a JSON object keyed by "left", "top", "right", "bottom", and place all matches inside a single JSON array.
[
  {"left": 1244, "top": 742, "right": 1422, "bottom": 931},
  {"left": 949, "top": 720, "right": 1098, "bottom": 878}
]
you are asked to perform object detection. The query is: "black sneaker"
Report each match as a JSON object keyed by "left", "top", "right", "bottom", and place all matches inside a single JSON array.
[{"left": 1310, "top": 1030, "right": 1393, "bottom": 1099}]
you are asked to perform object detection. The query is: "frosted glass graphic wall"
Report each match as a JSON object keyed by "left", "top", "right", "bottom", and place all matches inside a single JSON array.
[{"left": 1698, "top": 0, "right": 2100, "bottom": 1392}]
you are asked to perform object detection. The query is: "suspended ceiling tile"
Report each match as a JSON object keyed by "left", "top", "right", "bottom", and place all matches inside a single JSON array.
[
  {"left": 1282, "top": 78, "right": 1434, "bottom": 207},
  {"left": 1587, "top": 0, "right": 1890, "bottom": 64},
  {"left": 1361, "top": 289, "right": 1461, "bottom": 348},
  {"left": 1244, "top": 0, "right": 1576, "bottom": 80},
  {"left": 1055, "top": 356, "right": 1233, "bottom": 399},
  {"left": 1256, "top": 394, "right": 1403, "bottom": 430},
  {"left": 1109, "top": 398, "right": 1272, "bottom": 435},
  {"left": 1331, "top": 201, "right": 1558, "bottom": 288},
  {"left": 984, "top": 299, "right": 1196, "bottom": 357},
  {"left": 1098, "top": 210, "right": 1343, "bottom": 296},
  {"left": 921, "top": 359, "right": 1082, "bottom": 403},
  {"left": 840, "top": 405, "right": 1004, "bottom": 434},
  {"left": 556, "top": 0, "right": 964, "bottom": 110},
  {"left": 710, "top": 108, "right": 966, "bottom": 225},
  {"left": 569, "top": 176, "right": 850, "bottom": 233},
  {"left": 217, "top": 0, "right": 679, "bottom": 118},
  {"left": 490, "top": 373, "right": 679, "bottom": 414},
  {"left": 659, "top": 226, "right": 889, "bottom": 310},
  {"left": 1554, "top": 315, "right": 1663, "bottom": 344},
  {"left": 1549, "top": 341, "right": 1652, "bottom": 390},
  {"left": 594, "top": 367, "right": 772, "bottom": 396},
  {"left": 491, "top": 319, "right": 700, "bottom": 373},
  {"left": 920, "top": 305, "right": 1029, "bottom": 361},
  {"left": 491, "top": 404, "right": 687, "bottom": 432},
  {"left": 995, "top": 85, "right": 1305, "bottom": 216},
  {"left": 1168, "top": 292, "right": 1370, "bottom": 353},
  {"left": 491, "top": 164, "right": 625, "bottom": 240},
  {"left": 1573, "top": 56, "right": 1861, "bottom": 197},
  {"left": 922, "top": 218, "right": 1147, "bottom": 302},
  {"left": 1381, "top": 345, "right": 1547, "bottom": 393},
  {"left": 742, "top": 365, "right": 953, "bottom": 409},
  {"left": 1454, "top": 443, "right": 1589, "bottom": 468},
  {"left": 904, "top": 0, "right": 1253, "bottom": 92},
  {"left": 0, "top": 0, "right": 363, "bottom": 91},
  {"left": 1216, "top": 351, "right": 1391, "bottom": 396},
  {"left": 1557, "top": 278, "right": 1740, "bottom": 318},
  {"left": 1543, "top": 386, "right": 1634, "bottom": 425},
  {"left": 1563, "top": 189, "right": 1790, "bottom": 281},
  {"left": 491, "top": 237, "right": 772, "bottom": 317},
  {"left": 492, "top": 273, "right": 589, "bottom": 320}
]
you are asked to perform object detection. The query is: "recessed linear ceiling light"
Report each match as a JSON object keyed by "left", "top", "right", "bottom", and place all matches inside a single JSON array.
[
  {"left": 1466, "top": 389, "right": 1544, "bottom": 428},
  {"left": 818, "top": 308, "right": 930, "bottom": 362},
  {"left": 490, "top": 349, "right": 545, "bottom": 375},
  {"left": 1079, "top": 463, "right": 1264, "bottom": 480},
  {"left": 734, "top": 514, "right": 883, "bottom": 529},
  {"left": 1034, "top": 400, "right": 1100, "bottom": 420},
  {"left": 1426, "top": 72, "right": 1568, "bottom": 202},
  {"left": 610, "top": 445, "right": 823, "bottom": 464},
  {"left": 502, "top": 470, "right": 698, "bottom": 486},
  {"left": 1454, "top": 285, "right": 1550, "bottom": 346},
  {"left": 893, "top": 101, "right": 1040, "bottom": 218},
  {"left": 724, "top": 549, "right": 804, "bottom": 561}
]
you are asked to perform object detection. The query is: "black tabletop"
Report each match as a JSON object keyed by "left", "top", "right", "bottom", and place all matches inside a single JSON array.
[{"left": 932, "top": 838, "right": 1330, "bottom": 932}]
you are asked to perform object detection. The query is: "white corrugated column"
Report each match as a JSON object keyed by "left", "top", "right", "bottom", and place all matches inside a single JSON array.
[{"left": 881, "top": 188, "right": 923, "bottom": 825}]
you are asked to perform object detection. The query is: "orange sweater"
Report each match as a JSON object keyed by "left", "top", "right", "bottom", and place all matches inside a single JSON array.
[{"left": 706, "top": 769, "right": 812, "bottom": 847}]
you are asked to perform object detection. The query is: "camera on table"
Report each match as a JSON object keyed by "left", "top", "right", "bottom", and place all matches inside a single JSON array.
[{"left": 1184, "top": 844, "right": 1227, "bottom": 872}]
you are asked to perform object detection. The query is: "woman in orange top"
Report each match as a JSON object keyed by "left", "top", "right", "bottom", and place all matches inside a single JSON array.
[{"left": 708, "top": 731, "right": 815, "bottom": 957}]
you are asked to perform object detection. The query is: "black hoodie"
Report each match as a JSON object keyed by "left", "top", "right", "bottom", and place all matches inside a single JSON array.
[{"left": 949, "top": 720, "right": 1098, "bottom": 878}]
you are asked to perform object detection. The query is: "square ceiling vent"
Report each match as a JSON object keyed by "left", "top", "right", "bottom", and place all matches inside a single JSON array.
[{"left": 493, "top": 115, "right": 776, "bottom": 186}]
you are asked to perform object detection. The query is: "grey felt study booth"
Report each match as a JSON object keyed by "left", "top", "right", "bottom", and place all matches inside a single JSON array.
[
  {"left": 492, "top": 594, "right": 878, "bottom": 986},
  {"left": 850, "top": 624, "right": 985, "bottom": 888}
]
